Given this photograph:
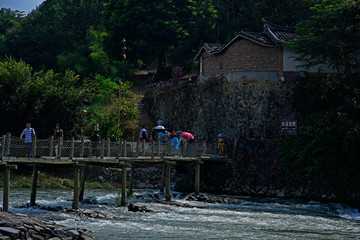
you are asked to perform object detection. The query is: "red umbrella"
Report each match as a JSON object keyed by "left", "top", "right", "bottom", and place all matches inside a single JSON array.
[{"left": 180, "top": 132, "right": 194, "bottom": 140}]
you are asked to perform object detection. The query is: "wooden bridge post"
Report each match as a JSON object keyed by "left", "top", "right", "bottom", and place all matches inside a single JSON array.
[
  {"left": 30, "top": 165, "right": 39, "bottom": 205},
  {"left": 121, "top": 164, "right": 127, "bottom": 206},
  {"left": 129, "top": 163, "right": 135, "bottom": 195},
  {"left": 3, "top": 165, "right": 17, "bottom": 212},
  {"left": 107, "top": 138, "right": 111, "bottom": 157},
  {"left": 79, "top": 166, "right": 87, "bottom": 202},
  {"left": 80, "top": 137, "right": 84, "bottom": 158},
  {"left": 203, "top": 142, "right": 207, "bottom": 155},
  {"left": 162, "top": 142, "right": 167, "bottom": 157},
  {"left": 124, "top": 140, "right": 127, "bottom": 157},
  {"left": 194, "top": 142, "right": 198, "bottom": 157},
  {"left": 100, "top": 139, "right": 105, "bottom": 159},
  {"left": 33, "top": 135, "right": 37, "bottom": 158},
  {"left": 160, "top": 164, "right": 165, "bottom": 192},
  {"left": 167, "top": 142, "right": 171, "bottom": 156},
  {"left": 195, "top": 161, "right": 201, "bottom": 195},
  {"left": 158, "top": 141, "right": 161, "bottom": 157},
  {"left": 142, "top": 140, "right": 145, "bottom": 157},
  {"left": 118, "top": 140, "right": 122, "bottom": 159},
  {"left": 184, "top": 141, "right": 188, "bottom": 157},
  {"left": 1, "top": 135, "right": 5, "bottom": 158},
  {"left": 136, "top": 141, "right": 139, "bottom": 157},
  {"left": 50, "top": 138, "right": 53, "bottom": 157},
  {"left": 3, "top": 167, "right": 10, "bottom": 212},
  {"left": 58, "top": 139, "right": 62, "bottom": 159},
  {"left": 6, "top": 132, "right": 11, "bottom": 157},
  {"left": 165, "top": 162, "right": 171, "bottom": 201},
  {"left": 151, "top": 142, "right": 154, "bottom": 159},
  {"left": 73, "top": 166, "right": 80, "bottom": 209},
  {"left": 70, "top": 137, "right": 74, "bottom": 159}
]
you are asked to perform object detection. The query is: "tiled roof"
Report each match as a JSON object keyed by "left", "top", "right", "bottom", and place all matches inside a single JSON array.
[
  {"left": 263, "top": 20, "right": 296, "bottom": 45},
  {"left": 203, "top": 43, "right": 224, "bottom": 53},
  {"left": 238, "top": 31, "right": 274, "bottom": 46},
  {"left": 194, "top": 19, "right": 297, "bottom": 60}
]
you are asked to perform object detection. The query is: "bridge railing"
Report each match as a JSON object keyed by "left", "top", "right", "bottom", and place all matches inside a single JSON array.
[{"left": 0, "top": 134, "right": 223, "bottom": 160}]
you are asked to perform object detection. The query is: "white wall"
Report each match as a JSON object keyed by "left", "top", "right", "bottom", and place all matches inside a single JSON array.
[{"left": 283, "top": 48, "right": 337, "bottom": 73}]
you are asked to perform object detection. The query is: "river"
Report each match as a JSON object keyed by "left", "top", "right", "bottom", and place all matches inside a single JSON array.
[{"left": 2, "top": 188, "right": 360, "bottom": 239}]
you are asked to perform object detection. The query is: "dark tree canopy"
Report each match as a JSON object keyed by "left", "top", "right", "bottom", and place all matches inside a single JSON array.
[{"left": 291, "top": 0, "right": 360, "bottom": 75}]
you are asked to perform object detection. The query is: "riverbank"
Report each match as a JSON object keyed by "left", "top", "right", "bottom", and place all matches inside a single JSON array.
[
  {"left": 0, "top": 211, "right": 95, "bottom": 240},
  {"left": 0, "top": 172, "right": 118, "bottom": 189}
]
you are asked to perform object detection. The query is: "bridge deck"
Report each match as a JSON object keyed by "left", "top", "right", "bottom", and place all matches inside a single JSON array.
[{"left": 1, "top": 155, "right": 226, "bottom": 165}]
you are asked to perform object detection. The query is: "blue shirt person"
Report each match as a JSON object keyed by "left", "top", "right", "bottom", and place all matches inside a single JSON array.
[
  {"left": 157, "top": 131, "right": 164, "bottom": 143},
  {"left": 172, "top": 136, "right": 179, "bottom": 155},
  {"left": 20, "top": 123, "right": 36, "bottom": 158}
]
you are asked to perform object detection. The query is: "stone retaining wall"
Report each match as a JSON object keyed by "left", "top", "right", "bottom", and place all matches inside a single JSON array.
[{"left": 143, "top": 76, "right": 296, "bottom": 142}]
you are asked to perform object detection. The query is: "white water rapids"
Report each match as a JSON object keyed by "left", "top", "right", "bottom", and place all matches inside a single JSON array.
[{"left": 2, "top": 189, "right": 360, "bottom": 239}]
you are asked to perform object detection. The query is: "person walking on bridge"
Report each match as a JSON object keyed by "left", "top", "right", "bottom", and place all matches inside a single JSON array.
[
  {"left": 139, "top": 126, "right": 148, "bottom": 143},
  {"left": 172, "top": 134, "right": 179, "bottom": 155},
  {"left": 51, "top": 123, "right": 63, "bottom": 158},
  {"left": 20, "top": 123, "right": 36, "bottom": 158},
  {"left": 90, "top": 129, "right": 101, "bottom": 158}
]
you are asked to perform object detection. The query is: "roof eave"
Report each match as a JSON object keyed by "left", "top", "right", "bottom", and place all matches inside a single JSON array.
[{"left": 193, "top": 47, "right": 206, "bottom": 61}]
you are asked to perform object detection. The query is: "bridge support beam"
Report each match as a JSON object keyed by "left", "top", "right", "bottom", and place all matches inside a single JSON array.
[
  {"left": 160, "top": 164, "right": 165, "bottom": 193},
  {"left": 128, "top": 163, "right": 135, "bottom": 196},
  {"left": 3, "top": 164, "right": 17, "bottom": 212},
  {"left": 73, "top": 166, "right": 80, "bottom": 209},
  {"left": 165, "top": 164, "right": 171, "bottom": 201},
  {"left": 30, "top": 165, "right": 39, "bottom": 205},
  {"left": 79, "top": 167, "right": 87, "bottom": 202},
  {"left": 120, "top": 164, "right": 127, "bottom": 206},
  {"left": 194, "top": 161, "right": 202, "bottom": 195}
]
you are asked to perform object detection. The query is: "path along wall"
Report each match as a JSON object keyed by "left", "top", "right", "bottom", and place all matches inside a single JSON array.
[{"left": 143, "top": 76, "right": 296, "bottom": 142}]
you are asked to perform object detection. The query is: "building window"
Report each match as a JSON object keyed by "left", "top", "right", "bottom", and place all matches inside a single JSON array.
[{"left": 219, "top": 62, "right": 223, "bottom": 71}]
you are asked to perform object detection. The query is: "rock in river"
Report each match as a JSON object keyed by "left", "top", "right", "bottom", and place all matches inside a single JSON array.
[{"left": 0, "top": 212, "right": 95, "bottom": 240}]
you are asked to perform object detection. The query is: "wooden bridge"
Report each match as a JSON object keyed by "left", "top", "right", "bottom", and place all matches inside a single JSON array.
[{"left": 0, "top": 133, "right": 227, "bottom": 212}]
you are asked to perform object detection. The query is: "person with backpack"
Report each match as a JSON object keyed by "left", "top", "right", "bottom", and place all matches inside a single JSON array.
[
  {"left": 20, "top": 122, "right": 36, "bottom": 158},
  {"left": 139, "top": 126, "right": 148, "bottom": 143}
]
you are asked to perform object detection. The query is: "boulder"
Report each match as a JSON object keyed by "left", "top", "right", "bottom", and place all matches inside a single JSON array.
[{"left": 0, "top": 227, "right": 20, "bottom": 240}]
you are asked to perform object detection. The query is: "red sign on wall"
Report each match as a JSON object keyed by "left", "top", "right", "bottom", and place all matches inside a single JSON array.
[{"left": 281, "top": 120, "right": 297, "bottom": 136}]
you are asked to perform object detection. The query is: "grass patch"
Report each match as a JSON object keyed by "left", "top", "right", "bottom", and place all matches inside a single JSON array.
[{"left": 0, "top": 172, "right": 119, "bottom": 189}]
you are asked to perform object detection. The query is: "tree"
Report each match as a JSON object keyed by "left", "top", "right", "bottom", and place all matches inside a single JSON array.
[
  {"left": 291, "top": 0, "right": 360, "bottom": 75},
  {"left": 0, "top": 8, "right": 24, "bottom": 56},
  {"left": 0, "top": 58, "right": 90, "bottom": 138},
  {"left": 3, "top": 0, "right": 106, "bottom": 74},
  {"left": 213, "top": 0, "right": 311, "bottom": 42},
  {"left": 103, "top": 0, "right": 217, "bottom": 68}
]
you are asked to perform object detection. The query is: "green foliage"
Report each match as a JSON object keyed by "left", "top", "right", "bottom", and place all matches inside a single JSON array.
[
  {"left": 291, "top": 0, "right": 360, "bottom": 74},
  {"left": 0, "top": 8, "right": 24, "bottom": 35},
  {"left": 0, "top": 58, "right": 90, "bottom": 137},
  {"left": 2, "top": 0, "right": 106, "bottom": 74},
  {"left": 86, "top": 77, "right": 138, "bottom": 140},
  {"left": 103, "top": 0, "right": 218, "bottom": 68},
  {"left": 280, "top": 112, "right": 360, "bottom": 200},
  {"left": 214, "top": 0, "right": 311, "bottom": 42}
]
